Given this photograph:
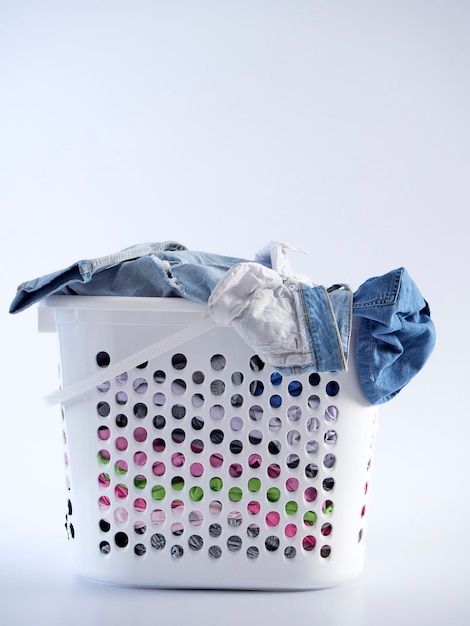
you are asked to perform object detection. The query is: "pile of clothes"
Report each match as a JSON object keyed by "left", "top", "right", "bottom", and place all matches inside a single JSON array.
[{"left": 9, "top": 241, "right": 436, "bottom": 406}]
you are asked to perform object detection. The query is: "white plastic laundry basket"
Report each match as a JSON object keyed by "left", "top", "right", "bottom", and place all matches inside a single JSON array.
[{"left": 38, "top": 295, "right": 378, "bottom": 590}]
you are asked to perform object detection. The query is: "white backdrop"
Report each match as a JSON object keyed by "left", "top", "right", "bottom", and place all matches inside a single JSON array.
[{"left": 1, "top": 1, "right": 469, "bottom": 624}]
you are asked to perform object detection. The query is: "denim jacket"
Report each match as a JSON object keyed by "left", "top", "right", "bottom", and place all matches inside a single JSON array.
[{"left": 9, "top": 241, "right": 435, "bottom": 405}]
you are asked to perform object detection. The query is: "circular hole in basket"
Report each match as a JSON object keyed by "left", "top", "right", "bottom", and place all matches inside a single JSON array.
[
  {"left": 286, "top": 430, "right": 301, "bottom": 446},
  {"left": 171, "top": 476, "right": 185, "bottom": 491},
  {"left": 285, "top": 477, "right": 299, "bottom": 492},
  {"left": 114, "top": 532, "right": 129, "bottom": 548},
  {"left": 210, "top": 354, "right": 226, "bottom": 371},
  {"left": 172, "top": 354, "right": 187, "bottom": 370},
  {"left": 285, "top": 501, "right": 298, "bottom": 516},
  {"left": 133, "top": 378, "right": 148, "bottom": 394},
  {"left": 320, "top": 544, "right": 331, "bottom": 558},
  {"left": 266, "top": 511, "right": 280, "bottom": 527},
  {"left": 115, "top": 413, "right": 128, "bottom": 428},
  {"left": 269, "top": 395, "right": 282, "bottom": 408},
  {"left": 189, "top": 535, "right": 204, "bottom": 551},
  {"left": 170, "top": 533, "right": 184, "bottom": 559},
  {"left": 190, "top": 462, "right": 204, "bottom": 477},
  {"left": 97, "top": 380, "right": 111, "bottom": 393},
  {"left": 97, "top": 402, "right": 111, "bottom": 417},
  {"left": 284, "top": 524, "right": 297, "bottom": 538},
  {"left": 247, "top": 523, "right": 259, "bottom": 538},
  {"left": 307, "top": 395, "right": 320, "bottom": 410},
  {"left": 325, "top": 405, "right": 339, "bottom": 422},
  {"left": 265, "top": 535, "right": 280, "bottom": 551},
  {"left": 305, "top": 463, "right": 319, "bottom": 478},
  {"left": 134, "top": 543, "right": 146, "bottom": 556},
  {"left": 303, "top": 511, "right": 317, "bottom": 527},
  {"left": 249, "top": 405, "right": 263, "bottom": 421},
  {"left": 209, "top": 501, "right": 223, "bottom": 515},
  {"left": 171, "top": 428, "right": 186, "bottom": 444},
  {"left": 208, "top": 545, "right": 222, "bottom": 559},
  {"left": 306, "top": 440, "right": 319, "bottom": 455},
  {"left": 228, "top": 487, "right": 243, "bottom": 502},
  {"left": 98, "top": 472, "right": 110, "bottom": 488},
  {"left": 134, "top": 498, "right": 147, "bottom": 513},
  {"left": 286, "top": 454, "right": 300, "bottom": 469},
  {"left": 191, "top": 416, "right": 204, "bottom": 431},
  {"left": 99, "top": 519, "right": 111, "bottom": 533},
  {"left": 115, "top": 484, "right": 128, "bottom": 499},
  {"left": 115, "top": 459, "right": 128, "bottom": 475},
  {"left": 151, "top": 485, "right": 166, "bottom": 501},
  {"left": 288, "top": 381, "right": 303, "bottom": 397},
  {"left": 116, "top": 391, "right": 128, "bottom": 406},
  {"left": 96, "top": 351, "right": 111, "bottom": 368},
  {"left": 98, "top": 450, "right": 110, "bottom": 465},
  {"left": 323, "top": 477, "right": 335, "bottom": 492},
  {"left": 323, "top": 453, "right": 336, "bottom": 469},
  {"left": 190, "top": 439, "right": 204, "bottom": 454},
  {"left": 98, "top": 426, "right": 110, "bottom": 441},
  {"left": 99, "top": 541, "right": 111, "bottom": 555},
  {"left": 134, "top": 521, "right": 146, "bottom": 534},
  {"left": 99, "top": 496, "right": 111, "bottom": 510},
  {"left": 326, "top": 380, "right": 340, "bottom": 396},
  {"left": 249, "top": 355, "right": 265, "bottom": 372},
  {"left": 210, "top": 380, "right": 225, "bottom": 395},
  {"left": 192, "top": 393, "right": 205, "bottom": 407},
  {"left": 321, "top": 522, "right": 333, "bottom": 536},
  {"left": 309, "top": 373, "right": 321, "bottom": 386},
  {"left": 229, "top": 440, "right": 243, "bottom": 454},
  {"left": 248, "top": 454, "right": 262, "bottom": 469},
  {"left": 151, "top": 415, "right": 165, "bottom": 430},
  {"left": 266, "top": 487, "right": 281, "bottom": 503},
  {"left": 153, "top": 438, "right": 166, "bottom": 453},
  {"left": 192, "top": 370, "right": 205, "bottom": 384},
  {"left": 134, "top": 451, "right": 147, "bottom": 467},
  {"left": 268, "top": 417, "right": 282, "bottom": 432},
  {"left": 287, "top": 406, "right": 301, "bottom": 421},
  {"left": 209, "top": 453, "right": 224, "bottom": 468},
  {"left": 306, "top": 417, "right": 320, "bottom": 433},
  {"left": 231, "top": 394, "right": 244, "bottom": 408},
  {"left": 114, "top": 507, "right": 129, "bottom": 524},
  {"left": 324, "top": 430, "right": 338, "bottom": 445},
  {"left": 171, "top": 499, "right": 185, "bottom": 514},
  {"left": 250, "top": 380, "right": 264, "bottom": 397},
  {"left": 230, "top": 416, "right": 244, "bottom": 431},
  {"left": 171, "top": 404, "right": 186, "bottom": 419},
  {"left": 270, "top": 372, "right": 282, "bottom": 386},
  {"left": 150, "top": 533, "right": 166, "bottom": 551},
  {"left": 209, "top": 523, "right": 222, "bottom": 537},
  {"left": 210, "top": 429, "right": 224, "bottom": 444},
  {"left": 249, "top": 429, "right": 263, "bottom": 445},
  {"left": 153, "top": 393, "right": 166, "bottom": 407},
  {"left": 189, "top": 486, "right": 204, "bottom": 502},
  {"left": 247, "top": 477, "right": 261, "bottom": 492},
  {"left": 267, "top": 463, "right": 281, "bottom": 479},
  {"left": 229, "top": 462, "right": 243, "bottom": 477},
  {"left": 133, "top": 427, "right": 147, "bottom": 443},
  {"left": 152, "top": 461, "right": 166, "bottom": 476},
  {"left": 268, "top": 440, "right": 281, "bottom": 455},
  {"left": 231, "top": 371, "right": 244, "bottom": 385},
  {"left": 133, "top": 403, "right": 148, "bottom": 419},
  {"left": 304, "top": 487, "right": 318, "bottom": 503},
  {"left": 151, "top": 509, "right": 166, "bottom": 525},
  {"left": 153, "top": 370, "right": 166, "bottom": 383},
  {"left": 228, "top": 511, "right": 243, "bottom": 527},
  {"left": 134, "top": 475, "right": 147, "bottom": 490},
  {"left": 189, "top": 510, "right": 204, "bottom": 526},
  {"left": 227, "top": 535, "right": 243, "bottom": 552},
  {"left": 302, "top": 535, "right": 316, "bottom": 552},
  {"left": 247, "top": 500, "right": 261, "bottom": 515},
  {"left": 171, "top": 379, "right": 187, "bottom": 395},
  {"left": 210, "top": 404, "right": 225, "bottom": 420},
  {"left": 115, "top": 437, "right": 128, "bottom": 452},
  {"left": 322, "top": 500, "right": 334, "bottom": 515}
]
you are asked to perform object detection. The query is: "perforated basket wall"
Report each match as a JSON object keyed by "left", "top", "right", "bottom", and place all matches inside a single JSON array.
[{"left": 40, "top": 296, "right": 378, "bottom": 590}]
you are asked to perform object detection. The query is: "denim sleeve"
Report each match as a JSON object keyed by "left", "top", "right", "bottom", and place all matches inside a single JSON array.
[{"left": 352, "top": 267, "right": 436, "bottom": 405}]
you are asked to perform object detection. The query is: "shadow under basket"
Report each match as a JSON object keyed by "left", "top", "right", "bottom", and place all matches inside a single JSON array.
[{"left": 39, "top": 295, "right": 378, "bottom": 590}]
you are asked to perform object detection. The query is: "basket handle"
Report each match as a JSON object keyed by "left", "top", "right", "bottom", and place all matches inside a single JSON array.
[{"left": 44, "top": 316, "right": 218, "bottom": 407}]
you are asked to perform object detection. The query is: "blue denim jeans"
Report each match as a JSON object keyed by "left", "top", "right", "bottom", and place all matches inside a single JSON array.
[{"left": 9, "top": 242, "right": 435, "bottom": 405}]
